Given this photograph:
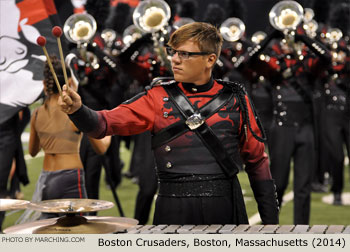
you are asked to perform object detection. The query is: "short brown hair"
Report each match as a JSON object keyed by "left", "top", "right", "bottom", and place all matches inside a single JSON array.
[{"left": 168, "top": 22, "right": 223, "bottom": 58}]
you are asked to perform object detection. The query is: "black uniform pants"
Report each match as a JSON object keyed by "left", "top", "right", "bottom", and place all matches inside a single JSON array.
[
  {"left": 130, "top": 132, "right": 158, "bottom": 225},
  {"left": 0, "top": 127, "right": 17, "bottom": 231},
  {"left": 323, "top": 108, "right": 350, "bottom": 194},
  {"left": 80, "top": 135, "right": 122, "bottom": 204},
  {"left": 154, "top": 195, "right": 234, "bottom": 225},
  {"left": 80, "top": 135, "right": 104, "bottom": 200},
  {"left": 268, "top": 123, "right": 314, "bottom": 225}
]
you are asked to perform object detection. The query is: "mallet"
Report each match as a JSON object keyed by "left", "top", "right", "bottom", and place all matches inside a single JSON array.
[
  {"left": 36, "top": 36, "right": 63, "bottom": 97},
  {"left": 52, "top": 26, "right": 69, "bottom": 86}
]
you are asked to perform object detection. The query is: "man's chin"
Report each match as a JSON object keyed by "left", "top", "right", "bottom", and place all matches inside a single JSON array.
[{"left": 173, "top": 74, "right": 185, "bottom": 83}]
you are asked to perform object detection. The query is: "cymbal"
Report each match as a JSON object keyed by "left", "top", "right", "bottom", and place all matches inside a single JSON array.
[
  {"left": 28, "top": 198, "right": 114, "bottom": 213},
  {"left": 4, "top": 215, "right": 138, "bottom": 234},
  {"left": 0, "top": 199, "right": 30, "bottom": 211}
]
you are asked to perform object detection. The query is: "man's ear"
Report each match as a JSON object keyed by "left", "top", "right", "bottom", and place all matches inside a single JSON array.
[{"left": 207, "top": 53, "right": 217, "bottom": 68}]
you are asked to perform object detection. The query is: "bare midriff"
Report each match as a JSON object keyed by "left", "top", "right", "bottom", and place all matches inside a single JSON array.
[{"left": 43, "top": 153, "right": 83, "bottom": 171}]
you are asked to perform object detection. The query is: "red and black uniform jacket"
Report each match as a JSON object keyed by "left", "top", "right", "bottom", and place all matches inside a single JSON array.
[{"left": 69, "top": 78, "right": 279, "bottom": 224}]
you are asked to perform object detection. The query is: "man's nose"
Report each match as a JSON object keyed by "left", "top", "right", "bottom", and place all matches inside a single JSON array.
[{"left": 171, "top": 52, "right": 181, "bottom": 63}]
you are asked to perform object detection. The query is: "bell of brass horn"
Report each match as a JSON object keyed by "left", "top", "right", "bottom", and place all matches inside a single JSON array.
[
  {"left": 133, "top": 0, "right": 171, "bottom": 33},
  {"left": 173, "top": 18, "right": 195, "bottom": 30},
  {"left": 220, "top": 17, "right": 246, "bottom": 42},
  {"left": 101, "top": 29, "right": 116, "bottom": 47},
  {"left": 251, "top": 31, "right": 267, "bottom": 44},
  {"left": 63, "top": 13, "right": 99, "bottom": 72},
  {"left": 63, "top": 13, "right": 97, "bottom": 44},
  {"left": 303, "top": 19, "right": 318, "bottom": 38},
  {"left": 326, "top": 28, "right": 343, "bottom": 44},
  {"left": 269, "top": 0, "right": 304, "bottom": 32},
  {"left": 122, "top": 25, "right": 144, "bottom": 45},
  {"left": 303, "top": 8, "right": 314, "bottom": 23}
]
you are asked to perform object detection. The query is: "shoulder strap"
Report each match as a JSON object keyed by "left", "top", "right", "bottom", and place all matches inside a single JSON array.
[
  {"left": 152, "top": 83, "right": 234, "bottom": 148},
  {"left": 153, "top": 83, "right": 240, "bottom": 177}
]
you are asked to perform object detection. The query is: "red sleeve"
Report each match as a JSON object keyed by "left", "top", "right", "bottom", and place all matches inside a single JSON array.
[
  {"left": 99, "top": 91, "right": 156, "bottom": 136},
  {"left": 239, "top": 95, "right": 272, "bottom": 181}
]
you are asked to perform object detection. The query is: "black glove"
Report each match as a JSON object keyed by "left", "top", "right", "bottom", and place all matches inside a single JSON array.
[{"left": 251, "top": 179, "right": 279, "bottom": 224}]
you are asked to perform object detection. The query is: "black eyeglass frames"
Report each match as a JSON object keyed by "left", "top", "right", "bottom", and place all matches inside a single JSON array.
[{"left": 165, "top": 47, "right": 213, "bottom": 59}]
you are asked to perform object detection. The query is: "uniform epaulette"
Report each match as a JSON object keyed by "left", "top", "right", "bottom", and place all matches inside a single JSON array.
[
  {"left": 150, "top": 77, "right": 177, "bottom": 87},
  {"left": 216, "top": 79, "right": 267, "bottom": 142},
  {"left": 216, "top": 79, "right": 247, "bottom": 94}
]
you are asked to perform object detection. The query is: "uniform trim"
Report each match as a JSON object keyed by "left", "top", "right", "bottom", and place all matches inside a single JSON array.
[
  {"left": 122, "top": 91, "right": 147, "bottom": 105},
  {"left": 77, "top": 169, "right": 83, "bottom": 199},
  {"left": 150, "top": 77, "right": 176, "bottom": 87}
]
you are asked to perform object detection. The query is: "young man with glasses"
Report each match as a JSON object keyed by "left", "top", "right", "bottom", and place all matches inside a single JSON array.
[{"left": 59, "top": 22, "right": 279, "bottom": 225}]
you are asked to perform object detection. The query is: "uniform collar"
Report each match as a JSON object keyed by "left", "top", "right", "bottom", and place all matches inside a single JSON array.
[{"left": 181, "top": 77, "right": 214, "bottom": 93}]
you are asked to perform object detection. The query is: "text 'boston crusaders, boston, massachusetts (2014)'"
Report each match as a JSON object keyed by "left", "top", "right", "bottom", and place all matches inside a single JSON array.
[{"left": 97, "top": 237, "right": 319, "bottom": 248}]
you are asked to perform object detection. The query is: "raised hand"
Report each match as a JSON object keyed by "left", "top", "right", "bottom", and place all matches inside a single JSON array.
[{"left": 58, "top": 84, "right": 82, "bottom": 114}]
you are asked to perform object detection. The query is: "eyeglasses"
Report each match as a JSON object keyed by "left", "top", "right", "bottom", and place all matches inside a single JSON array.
[{"left": 165, "top": 47, "right": 213, "bottom": 60}]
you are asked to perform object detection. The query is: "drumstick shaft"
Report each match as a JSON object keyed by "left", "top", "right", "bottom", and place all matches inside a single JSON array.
[
  {"left": 41, "top": 46, "right": 63, "bottom": 97},
  {"left": 56, "top": 37, "right": 69, "bottom": 86}
]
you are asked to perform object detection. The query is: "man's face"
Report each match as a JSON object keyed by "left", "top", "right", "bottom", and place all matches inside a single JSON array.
[{"left": 170, "top": 40, "right": 215, "bottom": 84}]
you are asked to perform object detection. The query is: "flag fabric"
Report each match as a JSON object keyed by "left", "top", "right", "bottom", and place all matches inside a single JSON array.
[{"left": 0, "top": 0, "right": 61, "bottom": 124}]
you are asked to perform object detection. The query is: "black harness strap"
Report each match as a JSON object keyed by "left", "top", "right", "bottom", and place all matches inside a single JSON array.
[
  {"left": 152, "top": 84, "right": 233, "bottom": 148},
  {"left": 154, "top": 83, "right": 241, "bottom": 177}
]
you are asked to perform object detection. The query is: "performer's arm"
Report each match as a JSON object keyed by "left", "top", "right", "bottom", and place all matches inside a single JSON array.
[
  {"left": 239, "top": 95, "right": 270, "bottom": 180},
  {"left": 28, "top": 109, "right": 41, "bottom": 157},
  {"left": 235, "top": 29, "right": 283, "bottom": 69},
  {"left": 235, "top": 30, "right": 283, "bottom": 82},
  {"left": 239, "top": 95, "right": 279, "bottom": 224},
  {"left": 88, "top": 135, "right": 112, "bottom": 155},
  {"left": 59, "top": 84, "right": 156, "bottom": 138},
  {"left": 67, "top": 104, "right": 106, "bottom": 138},
  {"left": 295, "top": 34, "right": 331, "bottom": 63}
]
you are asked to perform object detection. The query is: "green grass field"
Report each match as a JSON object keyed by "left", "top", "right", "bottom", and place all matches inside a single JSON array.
[{"left": 2, "top": 139, "right": 350, "bottom": 230}]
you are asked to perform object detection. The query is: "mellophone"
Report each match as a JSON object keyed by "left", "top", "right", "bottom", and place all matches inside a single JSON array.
[{"left": 127, "top": 224, "right": 350, "bottom": 234}]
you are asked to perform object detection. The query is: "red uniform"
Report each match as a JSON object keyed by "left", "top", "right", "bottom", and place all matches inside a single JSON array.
[
  {"left": 99, "top": 80, "right": 270, "bottom": 178},
  {"left": 69, "top": 78, "right": 278, "bottom": 225}
]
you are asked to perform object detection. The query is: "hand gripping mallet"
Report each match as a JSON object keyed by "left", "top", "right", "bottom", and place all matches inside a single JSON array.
[{"left": 36, "top": 36, "right": 63, "bottom": 98}]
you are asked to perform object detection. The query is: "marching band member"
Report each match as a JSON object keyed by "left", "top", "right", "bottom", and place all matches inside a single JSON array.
[
  {"left": 58, "top": 22, "right": 279, "bottom": 225},
  {"left": 235, "top": 16, "right": 331, "bottom": 224},
  {"left": 319, "top": 3, "right": 350, "bottom": 205}
]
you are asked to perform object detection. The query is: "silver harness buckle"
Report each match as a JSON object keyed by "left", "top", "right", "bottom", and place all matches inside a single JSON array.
[{"left": 185, "top": 113, "right": 205, "bottom": 130}]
